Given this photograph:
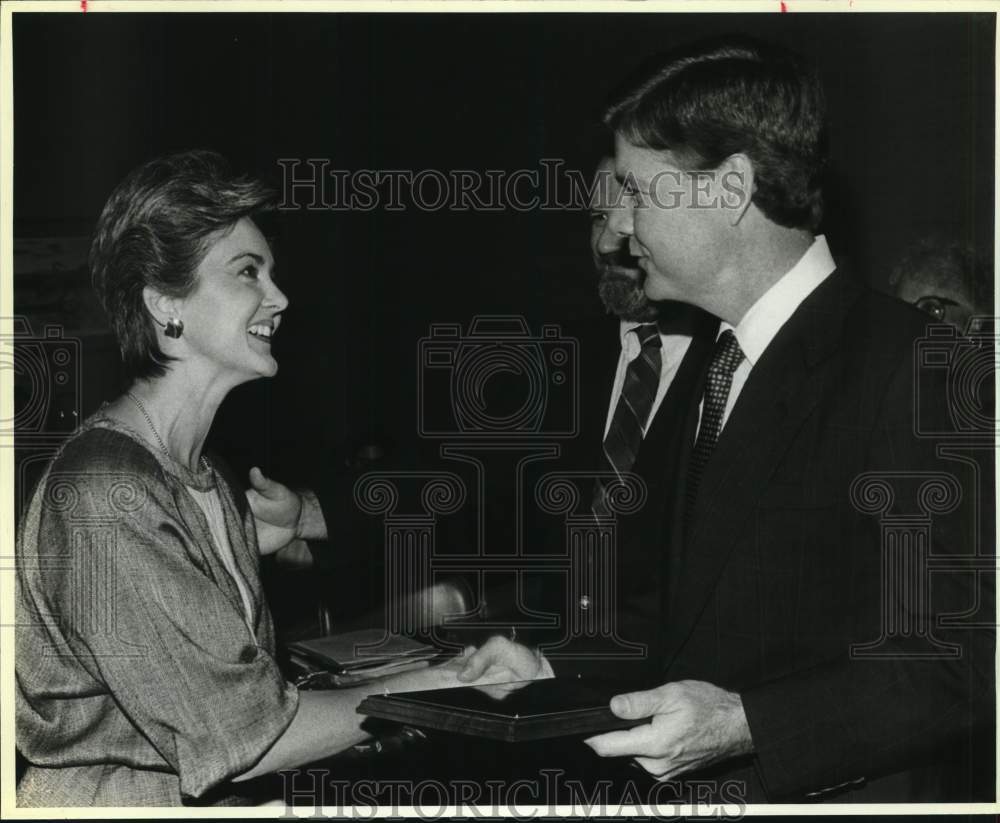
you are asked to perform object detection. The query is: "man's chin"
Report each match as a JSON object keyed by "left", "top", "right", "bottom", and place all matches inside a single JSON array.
[{"left": 640, "top": 274, "right": 678, "bottom": 306}]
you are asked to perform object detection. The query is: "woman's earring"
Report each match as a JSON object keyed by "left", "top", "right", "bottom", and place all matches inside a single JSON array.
[{"left": 164, "top": 317, "right": 184, "bottom": 338}]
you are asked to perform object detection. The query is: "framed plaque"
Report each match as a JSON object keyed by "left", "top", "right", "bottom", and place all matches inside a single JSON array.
[{"left": 358, "top": 677, "right": 647, "bottom": 742}]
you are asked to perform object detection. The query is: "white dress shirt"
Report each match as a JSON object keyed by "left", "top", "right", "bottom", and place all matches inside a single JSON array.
[
  {"left": 708, "top": 234, "right": 837, "bottom": 433},
  {"left": 604, "top": 323, "right": 694, "bottom": 438}
]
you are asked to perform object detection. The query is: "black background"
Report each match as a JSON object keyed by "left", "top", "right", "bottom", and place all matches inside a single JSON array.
[{"left": 13, "top": 11, "right": 996, "bottom": 485}]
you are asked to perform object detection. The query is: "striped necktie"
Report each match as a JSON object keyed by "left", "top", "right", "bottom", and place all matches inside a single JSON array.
[
  {"left": 593, "top": 323, "right": 662, "bottom": 516},
  {"left": 684, "top": 329, "right": 745, "bottom": 527}
]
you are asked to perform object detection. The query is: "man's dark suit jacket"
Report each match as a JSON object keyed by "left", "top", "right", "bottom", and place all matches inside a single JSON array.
[{"left": 658, "top": 268, "right": 994, "bottom": 802}]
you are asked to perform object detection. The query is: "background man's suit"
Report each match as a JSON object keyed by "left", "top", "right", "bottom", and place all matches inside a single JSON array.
[
  {"left": 521, "top": 306, "right": 718, "bottom": 683},
  {"left": 658, "top": 268, "right": 993, "bottom": 801}
]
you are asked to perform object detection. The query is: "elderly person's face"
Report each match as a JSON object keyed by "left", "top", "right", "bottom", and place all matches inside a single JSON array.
[
  {"left": 893, "top": 268, "right": 977, "bottom": 333},
  {"left": 174, "top": 217, "right": 288, "bottom": 382}
]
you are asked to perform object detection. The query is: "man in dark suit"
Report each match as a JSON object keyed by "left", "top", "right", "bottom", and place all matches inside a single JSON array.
[{"left": 465, "top": 36, "right": 994, "bottom": 801}]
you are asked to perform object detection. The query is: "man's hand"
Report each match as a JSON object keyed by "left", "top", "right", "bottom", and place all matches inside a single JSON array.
[
  {"left": 456, "top": 636, "right": 554, "bottom": 699},
  {"left": 247, "top": 467, "right": 303, "bottom": 554},
  {"left": 584, "top": 680, "right": 753, "bottom": 781}
]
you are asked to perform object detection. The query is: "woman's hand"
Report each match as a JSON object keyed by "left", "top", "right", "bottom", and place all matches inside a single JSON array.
[
  {"left": 456, "top": 636, "right": 554, "bottom": 699},
  {"left": 375, "top": 639, "right": 552, "bottom": 699},
  {"left": 246, "top": 467, "right": 303, "bottom": 554},
  {"left": 247, "top": 469, "right": 329, "bottom": 554}
]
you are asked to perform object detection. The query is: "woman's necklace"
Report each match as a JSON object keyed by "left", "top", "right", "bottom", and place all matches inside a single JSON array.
[{"left": 126, "top": 391, "right": 208, "bottom": 471}]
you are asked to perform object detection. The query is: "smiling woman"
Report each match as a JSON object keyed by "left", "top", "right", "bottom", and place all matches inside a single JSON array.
[
  {"left": 13, "top": 151, "right": 492, "bottom": 807},
  {"left": 173, "top": 216, "right": 286, "bottom": 385}
]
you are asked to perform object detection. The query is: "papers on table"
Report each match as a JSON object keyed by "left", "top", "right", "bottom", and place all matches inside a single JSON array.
[{"left": 288, "top": 629, "right": 442, "bottom": 686}]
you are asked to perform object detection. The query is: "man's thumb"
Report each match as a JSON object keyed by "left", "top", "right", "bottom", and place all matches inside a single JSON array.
[{"left": 609, "top": 689, "right": 658, "bottom": 719}]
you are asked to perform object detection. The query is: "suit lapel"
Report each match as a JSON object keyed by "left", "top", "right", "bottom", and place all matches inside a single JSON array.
[{"left": 659, "top": 269, "right": 864, "bottom": 671}]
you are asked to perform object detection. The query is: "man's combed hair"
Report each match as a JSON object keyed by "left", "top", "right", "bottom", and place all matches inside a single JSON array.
[
  {"left": 90, "top": 150, "right": 276, "bottom": 380},
  {"left": 604, "top": 36, "right": 828, "bottom": 230}
]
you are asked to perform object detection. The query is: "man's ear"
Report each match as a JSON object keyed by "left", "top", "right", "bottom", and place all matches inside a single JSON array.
[
  {"left": 142, "top": 286, "right": 181, "bottom": 329},
  {"left": 719, "top": 154, "right": 755, "bottom": 226}
]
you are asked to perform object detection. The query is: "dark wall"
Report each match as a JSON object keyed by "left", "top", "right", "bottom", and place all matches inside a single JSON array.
[{"left": 13, "top": 12, "right": 995, "bottom": 484}]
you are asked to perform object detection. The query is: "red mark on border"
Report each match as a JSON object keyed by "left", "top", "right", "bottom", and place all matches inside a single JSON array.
[
  {"left": 80, "top": 0, "right": 87, "bottom": 11},
  {"left": 780, "top": 1, "right": 787, "bottom": 10}
]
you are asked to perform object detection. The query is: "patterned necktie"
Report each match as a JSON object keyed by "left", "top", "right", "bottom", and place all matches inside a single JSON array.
[
  {"left": 684, "top": 329, "right": 745, "bottom": 527},
  {"left": 593, "top": 323, "right": 662, "bottom": 516}
]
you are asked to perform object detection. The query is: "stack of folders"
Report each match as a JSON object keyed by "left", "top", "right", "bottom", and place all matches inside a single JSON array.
[{"left": 287, "top": 629, "right": 444, "bottom": 687}]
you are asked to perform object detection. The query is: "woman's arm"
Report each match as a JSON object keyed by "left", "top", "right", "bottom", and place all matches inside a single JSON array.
[
  {"left": 236, "top": 640, "right": 551, "bottom": 780},
  {"left": 232, "top": 687, "right": 370, "bottom": 781},
  {"left": 233, "top": 657, "right": 470, "bottom": 780}
]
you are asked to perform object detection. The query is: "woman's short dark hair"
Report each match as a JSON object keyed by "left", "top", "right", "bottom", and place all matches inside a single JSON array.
[
  {"left": 603, "top": 36, "right": 828, "bottom": 231},
  {"left": 90, "top": 150, "right": 276, "bottom": 380}
]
